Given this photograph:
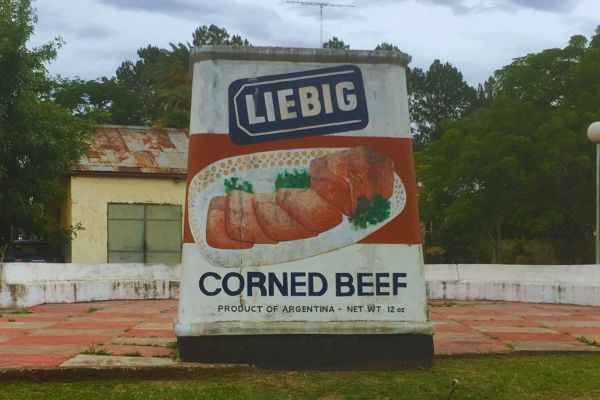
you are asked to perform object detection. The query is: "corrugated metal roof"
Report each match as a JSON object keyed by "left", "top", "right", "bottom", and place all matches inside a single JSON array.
[{"left": 72, "top": 125, "right": 188, "bottom": 177}]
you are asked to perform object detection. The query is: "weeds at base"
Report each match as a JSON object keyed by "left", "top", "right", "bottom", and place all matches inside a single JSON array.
[
  {"left": 81, "top": 344, "right": 111, "bottom": 356},
  {"left": 577, "top": 336, "right": 600, "bottom": 347}
]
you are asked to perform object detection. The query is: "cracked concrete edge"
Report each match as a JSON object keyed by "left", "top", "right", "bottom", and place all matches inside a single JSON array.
[{"left": 0, "top": 361, "right": 253, "bottom": 382}]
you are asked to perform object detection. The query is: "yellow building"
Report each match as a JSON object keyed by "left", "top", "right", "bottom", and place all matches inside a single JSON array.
[{"left": 62, "top": 125, "right": 188, "bottom": 264}]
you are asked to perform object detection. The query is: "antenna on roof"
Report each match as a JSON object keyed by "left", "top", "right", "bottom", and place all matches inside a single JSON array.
[{"left": 286, "top": 1, "right": 355, "bottom": 47}]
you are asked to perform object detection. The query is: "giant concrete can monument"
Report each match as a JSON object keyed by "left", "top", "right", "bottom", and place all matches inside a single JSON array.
[{"left": 176, "top": 46, "right": 434, "bottom": 368}]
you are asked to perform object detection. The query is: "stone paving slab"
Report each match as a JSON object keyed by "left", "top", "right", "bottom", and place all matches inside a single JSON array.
[
  {"left": 4, "top": 335, "right": 115, "bottom": 346},
  {"left": 538, "top": 320, "right": 600, "bottom": 328},
  {"left": 507, "top": 341, "right": 600, "bottom": 352},
  {"left": 0, "top": 344, "right": 86, "bottom": 355},
  {"left": 472, "top": 326, "right": 559, "bottom": 334},
  {"left": 122, "top": 329, "right": 175, "bottom": 338},
  {"left": 0, "top": 300, "right": 598, "bottom": 368},
  {"left": 0, "top": 354, "right": 73, "bottom": 368},
  {"left": 0, "top": 322, "right": 55, "bottom": 329},
  {"left": 101, "top": 344, "right": 173, "bottom": 357},
  {"left": 61, "top": 355, "right": 176, "bottom": 368},
  {"left": 109, "top": 337, "right": 176, "bottom": 347}
]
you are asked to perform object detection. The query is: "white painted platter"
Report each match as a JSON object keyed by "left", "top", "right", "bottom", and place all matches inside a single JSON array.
[{"left": 188, "top": 148, "right": 406, "bottom": 268}]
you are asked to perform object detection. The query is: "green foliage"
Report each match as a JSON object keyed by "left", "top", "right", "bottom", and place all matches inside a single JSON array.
[
  {"left": 110, "top": 25, "right": 250, "bottom": 129},
  {"left": 322, "top": 36, "right": 349, "bottom": 50},
  {"left": 418, "top": 27, "right": 600, "bottom": 264},
  {"left": 0, "top": 0, "right": 92, "bottom": 246},
  {"left": 160, "top": 110, "right": 191, "bottom": 129},
  {"left": 577, "top": 336, "right": 600, "bottom": 347},
  {"left": 53, "top": 77, "right": 145, "bottom": 125},
  {"left": 274, "top": 169, "right": 311, "bottom": 191},
  {"left": 224, "top": 177, "right": 254, "bottom": 194},
  {"left": 348, "top": 195, "right": 391, "bottom": 230},
  {"left": 9, "top": 308, "right": 31, "bottom": 314},
  {"left": 409, "top": 60, "right": 478, "bottom": 147},
  {"left": 80, "top": 345, "right": 110, "bottom": 356},
  {"left": 375, "top": 42, "right": 400, "bottom": 52},
  {"left": 2, "top": 354, "right": 600, "bottom": 399},
  {"left": 193, "top": 24, "right": 251, "bottom": 47},
  {"left": 52, "top": 25, "right": 252, "bottom": 129}
]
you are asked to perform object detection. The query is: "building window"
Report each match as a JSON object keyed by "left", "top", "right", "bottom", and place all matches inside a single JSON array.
[{"left": 107, "top": 203, "right": 182, "bottom": 263}]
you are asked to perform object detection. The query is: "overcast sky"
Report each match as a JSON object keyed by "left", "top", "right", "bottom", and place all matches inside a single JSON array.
[{"left": 30, "top": 0, "right": 599, "bottom": 86}]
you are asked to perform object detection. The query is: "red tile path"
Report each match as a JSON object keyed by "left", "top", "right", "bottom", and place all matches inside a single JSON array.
[
  {"left": 0, "top": 299, "right": 599, "bottom": 368},
  {"left": 0, "top": 300, "right": 178, "bottom": 368},
  {"left": 430, "top": 300, "right": 600, "bottom": 354}
]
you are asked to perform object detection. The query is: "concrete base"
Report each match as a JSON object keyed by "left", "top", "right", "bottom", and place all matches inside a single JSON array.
[{"left": 177, "top": 334, "right": 434, "bottom": 370}]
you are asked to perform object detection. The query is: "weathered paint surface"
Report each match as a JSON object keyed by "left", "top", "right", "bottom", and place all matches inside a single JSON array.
[
  {"left": 0, "top": 263, "right": 180, "bottom": 308},
  {"left": 68, "top": 176, "right": 185, "bottom": 263},
  {"left": 73, "top": 125, "right": 188, "bottom": 176},
  {"left": 3, "top": 263, "right": 599, "bottom": 308},
  {"left": 178, "top": 46, "right": 431, "bottom": 337},
  {"left": 425, "top": 264, "right": 600, "bottom": 306}
]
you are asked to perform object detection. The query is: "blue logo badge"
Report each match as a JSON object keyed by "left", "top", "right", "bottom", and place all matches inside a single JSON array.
[{"left": 228, "top": 65, "right": 368, "bottom": 145}]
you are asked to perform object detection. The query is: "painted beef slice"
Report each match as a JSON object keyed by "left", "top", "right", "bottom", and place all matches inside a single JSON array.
[
  {"left": 225, "top": 190, "right": 278, "bottom": 244},
  {"left": 206, "top": 196, "right": 253, "bottom": 249},
  {"left": 254, "top": 193, "right": 318, "bottom": 241},
  {"left": 310, "top": 155, "right": 353, "bottom": 215},
  {"left": 310, "top": 147, "right": 394, "bottom": 215},
  {"left": 276, "top": 189, "right": 342, "bottom": 232}
]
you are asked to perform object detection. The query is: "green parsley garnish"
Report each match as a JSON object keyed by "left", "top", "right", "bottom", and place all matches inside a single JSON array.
[
  {"left": 224, "top": 177, "right": 254, "bottom": 193},
  {"left": 274, "top": 169, "right": 311, "bottom": 191},
  {"left": 348, "top": 194, "right": 391, "bottom": 230}
]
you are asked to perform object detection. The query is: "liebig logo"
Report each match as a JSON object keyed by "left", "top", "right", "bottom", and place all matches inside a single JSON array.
[{"left": 228, "top": 65, "right": 368, "bottom": 145}]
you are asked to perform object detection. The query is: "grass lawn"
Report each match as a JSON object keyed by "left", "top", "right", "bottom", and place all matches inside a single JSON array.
[{"left": 1, "top": 354, "right": 600, "bottom": 399}]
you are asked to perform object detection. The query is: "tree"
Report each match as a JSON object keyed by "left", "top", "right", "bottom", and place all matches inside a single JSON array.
[
  {"left": 193, "top": 24, "right": 251, "bottom": 47},
  {"left": 53, "top": 77, "right": 145, "bottom": 125},
  {"left": 418, "top": 27, "right": 600, "bottom": 264},
  {"left": 322, "top": 36, "right": 349, "bottom": 50},
  {"left": 475, "top": 76, "right": 496, "bottom": 107},
  {"left": 0, "top": 0, "right": 92, "bottom": 245},
  {"left": 375, "top": 42, "right": 400, "bottom": 52},
  {"left": 409, "top": 60, "right": 477, "bottom": 147},
  {"left": 112, "top": 25, "right": 251, "bottom": 128}
]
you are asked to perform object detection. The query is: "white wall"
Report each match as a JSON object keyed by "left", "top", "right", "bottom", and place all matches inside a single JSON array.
[
  {"left": 425, "top": 264, "right": 600, "bottom": 306},
  {"left": 2, "top": 263, "right": 600, "bottom": 308},
  {"left": 0, "top": 263, "right": 180, "bottom": 308}
]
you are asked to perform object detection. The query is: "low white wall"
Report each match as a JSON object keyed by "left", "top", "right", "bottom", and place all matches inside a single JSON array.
[
  {"left": 2, "top": 263, "right": 599, "bottom": 308},
  {"left": 425, "top": 264, "right": 600, "bottom": 306},
  {"left": 0, "top": 263, "right": 180, "bottom": 308}
]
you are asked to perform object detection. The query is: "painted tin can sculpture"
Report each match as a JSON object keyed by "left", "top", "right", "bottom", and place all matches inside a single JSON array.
[{"left": 176, "top": 46, "right": 434, "bottom": 368}]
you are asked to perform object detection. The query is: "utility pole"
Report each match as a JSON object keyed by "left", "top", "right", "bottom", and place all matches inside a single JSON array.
[{"left": 286, "top": 1, "right": 355, "bottom": 47}]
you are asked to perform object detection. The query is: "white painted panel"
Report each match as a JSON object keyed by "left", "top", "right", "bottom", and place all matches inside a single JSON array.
[{"left": 190, "top": 60, "right": 410, "bottom": 138}]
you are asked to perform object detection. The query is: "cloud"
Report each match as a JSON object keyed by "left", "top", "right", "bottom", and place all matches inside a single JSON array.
[
  {"left": 36, "top": 6, "right": 114, "bottom": 40},
  {"left": 95, "top": 0, "right": 284, "bottom": 45},
  {"left": 508, "top": 0, "right": 580, "bottom": 13},
  {"left": 96, "top": 0, "right": 215, "bottom": 14},
  {"left": 73, "top": 24, "right": 115, "bottom": 39},
  {"left": 354, "top": 0, "right": 581, "bottom": 14},
  {"left": 284, "top": 2, "right": 357, "bottom": 20},
  {"left": 96, "top": 0, "right": 280, "bottom": 22}
]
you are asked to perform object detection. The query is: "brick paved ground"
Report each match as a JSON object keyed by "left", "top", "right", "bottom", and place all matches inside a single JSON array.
[
  {"left": 0, "top": 299, "right": 599, "bottom": 368},
  {"left": 0, "top": 300, "right": 178, "bottom": 368},
  {"left": 430, "top": 300, "right": 600, "bottom": 354}
]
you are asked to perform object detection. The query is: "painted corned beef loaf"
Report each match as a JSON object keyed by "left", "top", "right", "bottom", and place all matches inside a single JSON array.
[
  {"left": 225, "top": 190, "right": 278, "bottom": 244},
  {"left": 310, "top": 146, "right": 394, "bottom": 215},
  {"left": 276, "top": 188, "right": 342, "bottom": 232},
  {"left": 205, "top": 147, "right": 394, "bottom": 249},
  {"left": 206, "top": 196, "right": 253, "bottom": 249},
  {"left": 254, "top": 193, "right": 318, "bottom": 241}
]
